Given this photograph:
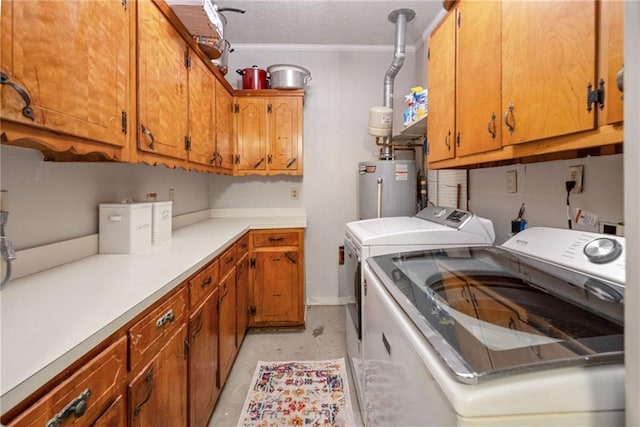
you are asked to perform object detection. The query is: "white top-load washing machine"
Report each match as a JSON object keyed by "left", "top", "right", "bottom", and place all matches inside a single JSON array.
[
  {"left": 340, "top": 206, "right": 495, "bottom": 417},
  {"left": 363, "top": 227, "right": 625, "bottom": 426}
]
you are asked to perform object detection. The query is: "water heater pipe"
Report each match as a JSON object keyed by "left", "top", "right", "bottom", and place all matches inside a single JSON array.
[{"left": 380, "top": 8, "right": 416, "bottom": 161}]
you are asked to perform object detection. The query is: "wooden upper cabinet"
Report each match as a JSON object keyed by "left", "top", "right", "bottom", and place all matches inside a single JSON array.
[
  {"left": 215, "top": 80, "right": 235, "bottom": 172},
  {"left": 235, "top": 97, "right": 268, "bottom": 173},
  {"left": 501, "top": 1, "right": 596, "bottom": 145},
  {"left": 187, "top": 50, "right": 216, "bottom": 169},
  {"left": 137, "top": 0, "right": 189, "bottom": 161},
  {"left": 427, "top": 10, "right": 456, "bottom": 162},
  {"left": 0, "top": 0, "right": 130, "bottom": 156},
  {"left": 269, "top": 97, "right": 302, "bottom": 174},
  {"left": 598, "top": 0, "right": 624, "bottom": 126},
  {"left": 455, "top": 0, "right": 502, "bottom": 156},
  {"left": 234, "top": 92, "right": 304, "bottom": 176}
]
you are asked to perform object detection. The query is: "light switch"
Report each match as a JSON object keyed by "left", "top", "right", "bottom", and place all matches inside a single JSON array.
[{"left": 506, "top": 170, "right": 517, "bottom": 193}]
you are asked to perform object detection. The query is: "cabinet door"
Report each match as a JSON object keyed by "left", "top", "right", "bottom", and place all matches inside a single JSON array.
[
  {"left": 456, "top": 1, "right": 502, "bottom": 156},
  {"left": 501, "top": 1, "right": 596, "bottom": 145},
  {"left": 129, "top": 324, "right": 188, "bottom": 427},
  {"left": 234, "top": 97, "right": 267, "bottom": 173},
  {"left": 0, "top": 0, "right": 129, "bottom": 148},
  {"left": 93, "top": 395, "right": 126, "bottom": 427},
  {"left": 253, "top": 251, "right": 301, "bottom": 325},
  {"left": 137, "top": 0, "right": 188, "bottom": 160},
  {"left": 268, "top": 97, "right": 302, "bottom": 174},
  {"left": 188, "top": 288, "right": 220, "bottom": 427},
  {"left": 236, "top": 253, "right": 249, "bottom": 346},
  {"left": 426, "top": 11, "right": 456, "bottom": 162},
  {"left": 598, "top": 0, "right": 624, "bottom": 125},
  {"left": 187, "top": 51, "right": 216, "bottom": 168},
  {"left": 218, "top": 267, "right": 237, "bottom": 385},
  {"left": 215, "top": 80, "right": 234, "bottom": 171}
]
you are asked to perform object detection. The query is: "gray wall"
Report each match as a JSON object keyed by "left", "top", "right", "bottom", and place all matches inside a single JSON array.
[{"left": 0, "top": 146, "right": 210, "bottom": 250}]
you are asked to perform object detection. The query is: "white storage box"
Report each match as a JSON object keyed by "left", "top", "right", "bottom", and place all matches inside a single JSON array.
[
  {"left": 99, "top": 203, "right": 152, "bottom": 254},
  {"left": 152, "top": 201, "right": 173, "bottom": 244}
]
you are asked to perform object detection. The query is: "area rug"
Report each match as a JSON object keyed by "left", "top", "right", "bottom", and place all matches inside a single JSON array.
[{"left": 237, "top": 358, "right": 356, "bottom": 426}]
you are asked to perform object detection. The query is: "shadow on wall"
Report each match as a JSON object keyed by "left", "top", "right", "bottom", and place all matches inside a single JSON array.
[{"left": 209, "top": 174, "right": 304, "bottom": 208}]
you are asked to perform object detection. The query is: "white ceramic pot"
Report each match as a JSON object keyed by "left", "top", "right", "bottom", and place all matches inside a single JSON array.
[{"left": 267, "top": 64, "right": 311, "bottom": 90}]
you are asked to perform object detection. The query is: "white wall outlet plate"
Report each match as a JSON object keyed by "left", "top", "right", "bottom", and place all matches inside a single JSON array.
[
  {"left": 568, "top": 165, "right": 584, "bottom": 193},
  {"left": 290, "top": 187, "right": 299, "bottom": 200},
  {"left": 506, "top": 170, "right": 517, "bottom": 193}
]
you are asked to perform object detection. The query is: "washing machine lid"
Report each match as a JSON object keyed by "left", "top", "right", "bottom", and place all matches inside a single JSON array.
[
  {"left": 367, "top": 236, "right": 624, "bottom": 384},
  {"left": 346, "top": 206, "right": 495, "bottom": 247}
]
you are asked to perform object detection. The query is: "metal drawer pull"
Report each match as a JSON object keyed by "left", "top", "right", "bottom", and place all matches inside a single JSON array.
[
  {"left": 133, "top": 368, "right": 154, "bottom": 417},
  {"left": 156, "top": 309, "right": 175, "bottom": 328},
  {"left": 444, "top": 130, "right": 451, "bottom": 151},
  {"left": 226, "top": 256, "right": 234, "bottom": 264},
  {"left": 201, "top": 276, "right": 212, "bottom": 288},
  {"left": 268, "top": 236, "right": 284, "bottom": 242},
  {"left": 504, "top": 103, "right": 515, "bottom": 134},
  {"left": 254, "top": 158, "right": 265, "bottom": 168},
  {"left": 45, "top": 388, "right": 91, "bottom": 427},
  {"left": 286, "top": 157, "right": 297, "bottom": 168},
  {"left": 1, "top": 71, "right": 35, "bottom": 121},
  {"left": 140, "top": 124, "right": 155, "bottom": 149}
]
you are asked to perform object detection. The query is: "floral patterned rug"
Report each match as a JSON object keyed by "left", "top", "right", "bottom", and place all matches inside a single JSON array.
[{"left": 237, "top": 358, "right": 356, "bottom": 426}]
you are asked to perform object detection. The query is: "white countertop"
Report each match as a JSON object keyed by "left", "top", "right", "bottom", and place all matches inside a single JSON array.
[{"left": 0, "top": 211, "right": 306, "bottom": 414}]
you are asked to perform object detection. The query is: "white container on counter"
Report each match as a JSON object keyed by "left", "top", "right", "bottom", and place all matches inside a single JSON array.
[
  {"left": 99, "top": 203, "right": 152, "bottom": 254},
  {"left": 152, "top": 201, "right": 172, "bottom": 244}
]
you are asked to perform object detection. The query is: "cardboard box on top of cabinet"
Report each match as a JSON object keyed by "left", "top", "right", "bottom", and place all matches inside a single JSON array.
[{"left": 99, "top": 203, "right": 152, "bottom": 254}]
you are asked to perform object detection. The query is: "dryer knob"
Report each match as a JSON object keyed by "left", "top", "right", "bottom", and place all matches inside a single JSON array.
[{"left": 583, "top": 238, "right": 622, "bottom": 264}]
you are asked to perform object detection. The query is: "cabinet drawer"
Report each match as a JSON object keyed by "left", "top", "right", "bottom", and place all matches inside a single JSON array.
[
  {"left": 219, "top": 245, "right": 237, "bottom": 278},
  {"left": 236, "top": 233, "right": 249, "bottom": 259},
  {"left": 128, "top": 287, "right": 187, "bottom": 370},
  {"left": 8, "top": 337, "right": 127, "bottom": 427},
  {"left": 188, "top": 259, "right": 219, "bottom": 309},
  {"left": 252, "top": 230, "right": 299, "bottom": 248}
]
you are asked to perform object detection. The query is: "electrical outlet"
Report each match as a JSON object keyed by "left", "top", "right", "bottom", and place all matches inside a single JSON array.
[
  {"left": 290, "top": 187, "right": 298, "bottom": 200},
  {"left": 506, "top": 170, "right": 517, "bottom": 193},
  {"left": 568, "top": 165, "right": 584, "bottom": 193}
]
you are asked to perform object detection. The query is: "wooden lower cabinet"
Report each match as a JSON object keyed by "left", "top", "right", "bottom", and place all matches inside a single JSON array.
[
  {"left": 188, "top": 288, "right": 220, "bottom": 427},
  {"left": 128, "top": 324, "right": 188, "bottom": 427},
  {"left": 93, "top": 395, "right": 126, "bottom": 427},
  {"left": 236, "top": 252, "right": 249, "bottom": 346},
  {"left": 7, "top": 337, "right": 127, "bottom": 427},
  {"left": 249, "top": 229, "right": 305, "bottom": 327},
  {"left": 218, "top": 266, "right": 237, "bottom": 386}
]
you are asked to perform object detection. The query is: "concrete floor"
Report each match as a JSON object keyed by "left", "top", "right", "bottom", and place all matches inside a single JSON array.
[{"left": 208, "top": 305, "right": 363, "bottom": 427}]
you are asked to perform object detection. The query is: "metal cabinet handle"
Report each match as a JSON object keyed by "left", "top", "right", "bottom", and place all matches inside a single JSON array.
[
  {"left": 156, "top": 309, "right": 175, "bottom": 328},
  {"left": 444, "top": 130, "right": 451, "bottom": 151},
  {"left": 133, "top": 368, "right": 154, "bottom": 417},
  {"left": 201, "top": 276, "right": 212, "bottom": 288},
  {"left": 487, "top": 112, "right": 497, "bottom": 140},
  {"left": 504, "top": 103, "right": 515, "bottom": 134},
  {"left": 1, "top": 71, "right": 35, "bottom": 121},
  {"left": 286, "top": 157, "right": 297, "bottom": 168},
  {"left": 285, "top": 252, "right": 297, "bottom": 264},
  {"left": 616, "top": 65, "right": 624, "bottom": 98},
  {"left": 140, "top": 124, "right": 155, "bottom": 149},
  {"left": 268, "top": 236, "right": 284, "bottom": 242},
  {"left": 45, "top": 388, "right": 91, "bottom": 427},
  {"left": 254, "top": 158, "right": 265, "bottom": 168},
  {"left": 191, "top": 312, "right": 203, "bottom": 342}
]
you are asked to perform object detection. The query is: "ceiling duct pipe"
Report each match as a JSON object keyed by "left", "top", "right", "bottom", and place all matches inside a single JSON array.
[{"left": 380, "top": 8, "right": 415, "bottom": 160}]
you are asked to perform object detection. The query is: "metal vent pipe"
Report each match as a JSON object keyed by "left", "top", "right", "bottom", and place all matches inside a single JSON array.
[{"left": 380, "top": 8, "right": 415, "bottom": 160}]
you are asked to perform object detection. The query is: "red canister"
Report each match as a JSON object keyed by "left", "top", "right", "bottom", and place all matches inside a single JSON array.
[{"left": 236, "top": 65, "right": 268, "bottom": 89}]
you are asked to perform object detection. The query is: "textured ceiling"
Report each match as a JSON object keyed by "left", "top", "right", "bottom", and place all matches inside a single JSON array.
[{"left": 215, "top": 0, "right": 446, "bottom": 47}]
